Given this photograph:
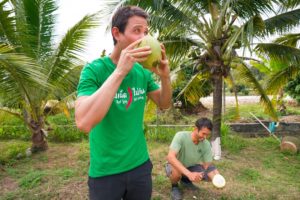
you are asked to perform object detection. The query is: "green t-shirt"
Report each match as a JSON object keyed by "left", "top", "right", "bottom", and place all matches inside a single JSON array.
[
  {"left": 170, "top": 131, "right": 213, "bottom": 167},
  {"left": 77, "top": 56, "right": 159, "bottom": 177}
]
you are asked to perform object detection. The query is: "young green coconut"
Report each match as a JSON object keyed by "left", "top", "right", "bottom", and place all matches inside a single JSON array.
[{"left": 137, "top": 35, "right": 162, "bottom": 69}]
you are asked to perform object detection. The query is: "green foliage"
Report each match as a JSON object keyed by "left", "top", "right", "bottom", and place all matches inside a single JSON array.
[
  {"left": 221, "top": 123, "right": 247, "bottom": 154},
  {"left": 285, "top": 74, "right": 300, "bottom": 104},
  {"left": 145, "top": 125, "right": 193, "bottom": 143},
  {"left": 0, "top": 0, "right": 100, "bottom": 148},
  {"left": 0, "top": 111, "right": 30, "bottom": 140},
  {"left": 0, "top": 126, "right": 31, "bottom": 140},
  {"left": 47, "top": 126, "right": 87, "bottom": 142},
  {"left": 229, "top": 84, "right": 249, "bottom": 95},
  {"left": 0, "top": 141, "right": 29, "bottom": 165},
  {"left": 46, "top": 111, "right": 87, "bottom": 142},
  {"left": 144, "top": 100, "right": 157, "bottom": 123},
  {"left": 0, "top": 111, "right": 87, "bottom": 142},
  {"left": 172, "top": 64, "right": 213, "bottom": 106},
  {"left": 19, "top": 170, "right": 46, "bottom": 189}
]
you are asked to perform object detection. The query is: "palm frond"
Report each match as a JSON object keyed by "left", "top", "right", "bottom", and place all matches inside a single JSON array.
[
  {"left": 273, "top": 33, "right": 300, "bottom": 47},
  {"left": 0, "top": 44, "right": 48, "bottom": 109},
  {"left": 11, "top": 0, "right": 57, "bottom": 58},
  {"left": 264, "top": 65, "right": 299, "bottom": 94},
  {"left": 214, "top": 0, "right": 230, "bottom": 38},
  {"left": 263, "top": 8, "right": 300, "bottom": 35},
  {"left": 34, "top": 0, "right": 57, "bottom": 59},
  {"left": 232, "top": 0, "right": 274, "bottom": 19},
  {"left": 255, "top": 43, "right": 300, "bottom": 66},
  {"left": 176, "top": 72, "right": 211, "bottom": 105},
  {"left": 0, "top": 107, "right": 22, "bottom": 119},
  {"left": 0, "top": 0, "right": 16, "bottom": 45},
  {"left": 276, "top": 0, "right": 300, "bottom": 10},
  {"left": 233, "top": 61, "right": 278, "bottom": 120},
  {"left": 161, "top": 35, "right": 203, "bottom": 68},
  {"left": 52, "top": 65, "right": 83, "bottom": 98},
  {"left": 48, "top": 12, "right": 99, "bottom": 83},
  {"left": 222, "top": 24, "right": 244, "bottom": 58}
]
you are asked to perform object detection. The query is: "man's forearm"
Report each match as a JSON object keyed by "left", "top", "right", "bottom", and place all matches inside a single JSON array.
[
  {"left": 168, "top": 155, "right": 191, "bottom": 177},
  {"left": 75, "top": 70, "right": 125, "bottom": 132},
  {"left": 158, "top": 75, "right": 172, "bottom": 109}
]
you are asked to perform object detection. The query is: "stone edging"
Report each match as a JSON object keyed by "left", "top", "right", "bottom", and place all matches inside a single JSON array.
[{"left": 228, "top": 122, "right": 300, "bottom": 137}]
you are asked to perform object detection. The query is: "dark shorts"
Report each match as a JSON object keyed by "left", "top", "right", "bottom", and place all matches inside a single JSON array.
[
  {"left": 88, "top": 160, "right": 153, "bottom": 200},
  {"left": 165, "top": 163, "right": 216, "bottom": 182}
]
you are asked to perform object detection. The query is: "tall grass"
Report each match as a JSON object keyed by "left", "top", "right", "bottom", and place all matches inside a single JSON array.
[{"left": 221, "top": 123, "right": 248, "bottom": 154}]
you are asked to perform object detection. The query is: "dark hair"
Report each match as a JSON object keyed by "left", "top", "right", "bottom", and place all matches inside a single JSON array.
[
  {"left": 111, "top": 6, "right": 148, "bottom": 45},
  {"left": 195, "top": 118, "right": 213, "bottom": 131}
]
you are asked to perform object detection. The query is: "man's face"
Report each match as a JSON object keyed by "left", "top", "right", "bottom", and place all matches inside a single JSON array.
[
  {"left": 197, "top": 127, "right": 211, "bottom": 141},
  {"left": 118, "top": 16, "right": 148, "bottom": 48}
]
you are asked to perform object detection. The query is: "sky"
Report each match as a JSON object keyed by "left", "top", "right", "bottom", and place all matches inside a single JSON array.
[{"left": 55, "top": 0, "right": 114, "bottom": 62}]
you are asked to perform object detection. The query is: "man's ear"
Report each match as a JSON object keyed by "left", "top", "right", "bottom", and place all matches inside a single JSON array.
[{"left": 112, "top": 27, "right": 121, "bottom": 42}]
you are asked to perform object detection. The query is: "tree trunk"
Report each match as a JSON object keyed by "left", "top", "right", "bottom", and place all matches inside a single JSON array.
[
  {"left": 211, "top": 74, "right": 223, "bottom": 160},
  {"left": 24, "top": 112, "right": 48, "bottom": 152},
  {"left": 277, "top": 88, "right": 286, "bottom": 115}
]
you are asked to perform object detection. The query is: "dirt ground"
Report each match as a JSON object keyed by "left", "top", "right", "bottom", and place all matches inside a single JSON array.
[{"left": 200, "top": 95, "right": 297, "bottom": 107}]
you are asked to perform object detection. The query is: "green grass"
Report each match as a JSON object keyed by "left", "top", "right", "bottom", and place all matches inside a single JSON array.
[
  {"left": 0, "top": 137, "right": 299, "bottom": 200},
  {"left": 0, "top": 102, "right": 300, "bottom": 199}
]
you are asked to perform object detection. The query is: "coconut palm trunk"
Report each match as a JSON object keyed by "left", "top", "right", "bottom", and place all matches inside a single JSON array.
[
  {"left": 29, "top": 118, "right": 48, "bottom": 152},
  {"left": 23, "top": 109, "right": 48, "bottom": 152},
  {"left": 211, "top": 73, "right": 223, "bottom": 160}
]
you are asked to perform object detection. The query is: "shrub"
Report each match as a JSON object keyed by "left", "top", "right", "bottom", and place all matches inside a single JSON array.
[
  {"left": 285, "top": 74, "right": 300, "bottom": 104},
  {"left": 145, "top": 125, "right": 192, "bottom": 143},
  {"left": 47, "top": 125, "right": 87, "bottom": 142},
  {"left": 0, "top": 141, "right": 29, "bottom": 165}
]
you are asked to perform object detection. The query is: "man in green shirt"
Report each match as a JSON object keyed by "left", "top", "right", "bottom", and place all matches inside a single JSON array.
[
  {"left": 166, "top": 118, "right": 221, "bottom": 200},
  {"left": 75, "top": 6, "right": 172, "bottom": 200}
]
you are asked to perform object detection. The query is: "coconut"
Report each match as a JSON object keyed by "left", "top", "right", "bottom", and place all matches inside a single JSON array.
[
  {"left": 137, "top": 35, "right": 162, "bottom": 69},
  {"left": 212, "top": 174, "right": 226, "bottom": 189}
]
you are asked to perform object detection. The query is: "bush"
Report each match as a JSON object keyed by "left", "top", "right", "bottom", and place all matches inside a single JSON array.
[
  {"left": 0, "top": 141, "right": 29, "bottom": 165},
  {"left": 145, "top": 125, "right": 192, "bottom": 143},
  {"left": 0, "top": 126, "right": 31, "bottom": 140},
  {"left": 285, "top": 74, "right": 300, "bottom": 104},
  {"left": 229, "top": 84, "right": 249, "bottom": 95},
  {"left": 47, "top": 125, "right": 87, "bottom": 142},
  {"left": 0, "top": 110, "right": 87, "bottom": 142}
]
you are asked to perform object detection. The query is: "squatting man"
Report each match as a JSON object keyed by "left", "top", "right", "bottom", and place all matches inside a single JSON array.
[{"left": 165, "top": 118, "right": 226, "bottom": 200}]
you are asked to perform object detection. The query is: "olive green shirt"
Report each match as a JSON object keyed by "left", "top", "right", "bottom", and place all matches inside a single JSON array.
[{"left": 170, "top": 131, "right": 213, "bottom": 167}]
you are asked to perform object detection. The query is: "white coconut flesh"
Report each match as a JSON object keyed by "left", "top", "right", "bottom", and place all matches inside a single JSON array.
[{"left": 212, "top": 174, "right": 226, "bottom": 188}]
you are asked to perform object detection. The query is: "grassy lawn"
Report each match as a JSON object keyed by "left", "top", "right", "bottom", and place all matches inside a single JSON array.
[{"left": 1, "top": 136, "right": 300, "bottom": 200}]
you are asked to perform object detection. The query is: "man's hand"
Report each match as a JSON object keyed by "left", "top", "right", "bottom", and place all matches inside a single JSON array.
[
  {"left": 151, "top": 43, "right": 170, "bottom": 78},
  {"left": 116, "top": 38, "right": 151, "bottom": 76},
  {"left": 187, "top": 172, "right": 204, "bottom": 182}
]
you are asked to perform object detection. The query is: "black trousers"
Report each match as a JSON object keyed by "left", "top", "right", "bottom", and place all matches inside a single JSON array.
[{"left": 88, "top": 160, "right": 152, "bottom": 200}]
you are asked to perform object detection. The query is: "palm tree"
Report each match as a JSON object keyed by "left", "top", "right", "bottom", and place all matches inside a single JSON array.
[
  {"left": 0, "top": 0, "right": 100, "bottom": 152},
  {"left": 105, "top": 0, "right": 300, "bottom": 159},
  {"left": 255, "top": 33, "right": 300, "bottom": 110}
]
